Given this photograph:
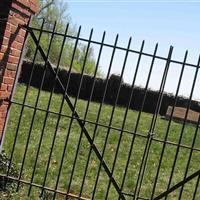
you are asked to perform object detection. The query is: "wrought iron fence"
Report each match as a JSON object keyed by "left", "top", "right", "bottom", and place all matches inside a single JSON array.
[{"left": 1, "top": 20, "right": 200, "bottom": 200}]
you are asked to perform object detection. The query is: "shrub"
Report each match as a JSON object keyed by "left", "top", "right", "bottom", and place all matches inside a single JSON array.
[{"left": 18, "top": 61, "right": 200, "bottom": 116}]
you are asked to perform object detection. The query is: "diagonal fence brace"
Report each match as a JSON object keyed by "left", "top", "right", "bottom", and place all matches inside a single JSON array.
[
  {"left": 26, "top": 26, "right": 126, "bottom": 200},
  {"left": 153, "top": 169, "right": 200, "bottom": 200}
]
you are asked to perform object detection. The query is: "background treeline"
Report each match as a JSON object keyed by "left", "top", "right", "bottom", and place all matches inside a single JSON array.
[
  {"left": 25, "top": 0, "right": 100, "bottom": 76},
  {"left": 18, "top": 61, "right": 200, "bottom": 116}
]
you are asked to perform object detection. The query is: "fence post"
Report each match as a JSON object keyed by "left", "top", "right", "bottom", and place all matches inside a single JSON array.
[{"left": 0, "top": 0, "right": 38, "bottom": 150}]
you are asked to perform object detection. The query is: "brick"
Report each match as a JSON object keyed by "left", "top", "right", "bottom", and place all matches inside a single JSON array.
[
  {"left": 24, "top": 18, "right": 29, "bottom": 24},
  {"left": 21, "top": 8, "right": 32, "bottom": 17},
  {"left": 30, "top": 2, "right": 38, "bottom": 13},
  {"left": 3, "top": 77, "right": 14, "bottom": 84},
  {"left": 19, "top": 29, "right": 26, "bottom": 37},
  {"left": 12, "top": 13, "right": 25, "bottom": 22},
  {"left": 10, "top": 24, "right": 18, "bottom": 33},
  {"left": 11, "top": 41, "right": 23, "bottom": 50},
  {"left": 0, "top": 91, "right": 9, "bottom": 99},
  {"left": 16, "top": 0, "right": 30, "bottom": 8},
  {"left": 0, "top": 119, "right": 4, "bottom": 124},
  {"left": 12, "top": 3, "right": 31, "bottom": 17},
  {"left": 4, "top": 30, "right": 11, "bottom": 39},
  {"left": 6, "top": 63, "right": 17, "bottom": 71},
  {"left": 0, "top": 105, "right": 8, "bottom": 112},
  {"left": 0, "top": 84, "right": 7, "bottom": 91},
  {"left": 8, "top": 55, "right": 19, "bottom": 64},
  {"left": 11, "top": 41, "right": 19, "bottom": 49},
  {"left": 0, "top": 0, "right": 38, "bottom": 141},
  {"left": 11, "top": 2, "right": 23, "bottom": 13},
  {"left": 14, "top": 0, "right": 38, "bottom": 14},
  {"left": 7, "top": 85, "right": 13, "bottom": 92},
  {"left": 16, "top": 35, "right": 24, "bottom": 43},
  {"left": 4, "top": 69, "right": 16, "bottom": 78},
  {"left": 5, "top": 24, "right": 11, "bottom": 32},
  {"left": 10, "top": 18, "right": 23, "bottom": 27},
  {"left": 2, "top": 101, "right": 9, "bottom": 105},
  {"left": 2, "top": 38, "right": 9, "bottom": 45},
  {"left": 11, "top": 49, "right": 21, "bottom": 57},
  {"left": 0, "top": 45, "right": 9, "bottom": 53},
  {"left": 0, "top": 112, "right": 7, "bottom": 118}
]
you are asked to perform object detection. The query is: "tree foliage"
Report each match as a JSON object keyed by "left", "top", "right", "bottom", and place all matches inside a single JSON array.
[{"left": 25, "top": 0, "right": 99, "bottom": 75}]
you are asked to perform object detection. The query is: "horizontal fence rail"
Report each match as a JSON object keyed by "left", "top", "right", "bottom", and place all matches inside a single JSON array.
[
  {"left": 1, "top": 21, "right": 200, "bottom": 200},
  {"left": 25, "top": 26, "right": 200, "bottom": 69}
]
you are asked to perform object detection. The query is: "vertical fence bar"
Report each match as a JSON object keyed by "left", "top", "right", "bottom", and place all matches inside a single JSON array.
[
  {"left": 3, "top": 20, "right": 200, "bottom": 199},
  {"left": 40, "top": 24, "right": 81, "bottom": 196},
  {"left": 150, "top": 50, "right": 188, "bottom": 199},
  {"left": 52, "top": 28, "right": 95, "bottom": 200},
  {"left": 28, "top": 23, "right": 69, "bottom": 196},
  {"left": 165, "top": 51, "right": 196, "bottom": 200},
  {"left": 29, "top": 27, "right": 125, "bottom": 200},
  {"left": 192, "top": 173, "right": 200, "bottom": 200},
  {"left": 135, "top": 46, "right": 173, "bottom": 199},
  {"left": 92, "top": 34, "right": 131, "bottom": 200},
  {"left": 148, "top": 46, "right": 174, "bottom": 138},
  {"left": 16, "top": 21, "right": 57, "bottom": 192},
  {"left": 0, "top": 18, "right": 31, "bottom": 153},
  {"left": 75, "top": 31, "right": 106, "bottom": 199},
  {"left": 6, "top": 19, "right": 45, "bottom": 182},
  {"left": 119, "top": 40, "right": 145, "bottom": 195},
  {"left": 64, "top": 28, "right": 94, "bottom": 198},
  {"left": 104, "top": 37, "right": 132, "bottom": 199},
  {"left": 52, "top": 27, "right": 85, "bottom": 200},
  {"left": 178, "top": 55, "right": 200, "bottom": 199},
  {"left": 90, "top": 34, "right": 119, "bottom": 200},
  {"left": 133, "top": 43, "right": 158, "bottom": 200}
]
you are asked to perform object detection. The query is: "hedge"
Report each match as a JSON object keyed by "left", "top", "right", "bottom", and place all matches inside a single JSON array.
[{"left": 18, "top": 61, "right": 200, "bottom": 116}]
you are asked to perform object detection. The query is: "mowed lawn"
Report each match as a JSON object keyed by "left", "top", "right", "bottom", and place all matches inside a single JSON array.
[{"left": 2, "top": 84, "right": 200, "bottom": 199}]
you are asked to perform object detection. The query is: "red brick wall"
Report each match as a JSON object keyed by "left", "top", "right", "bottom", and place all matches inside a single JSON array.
[{"left": 0, "top": 0, "right": 38, "bottom": 144}]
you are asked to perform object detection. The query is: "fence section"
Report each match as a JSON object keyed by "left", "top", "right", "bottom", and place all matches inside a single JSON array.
[{"left": 1, "top": 21, "right": 200, "bottom": 200}]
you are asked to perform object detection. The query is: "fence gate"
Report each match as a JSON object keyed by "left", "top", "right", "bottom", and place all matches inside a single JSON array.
[{"left": 1, "top": 21, "right": 200, "bottom": 200}]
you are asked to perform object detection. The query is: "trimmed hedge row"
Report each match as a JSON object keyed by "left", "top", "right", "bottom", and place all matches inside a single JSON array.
[{"left": 18, "top": 61, "right": 200, "bottom": 116}]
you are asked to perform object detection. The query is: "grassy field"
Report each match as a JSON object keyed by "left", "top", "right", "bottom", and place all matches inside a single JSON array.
[{"left": 1, "top": 84, "right": 200, "bottom": 199}]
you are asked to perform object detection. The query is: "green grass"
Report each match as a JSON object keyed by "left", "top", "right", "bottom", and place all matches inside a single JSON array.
[{"left": 1, "top": 84, "right": 200, "bottom": 199}]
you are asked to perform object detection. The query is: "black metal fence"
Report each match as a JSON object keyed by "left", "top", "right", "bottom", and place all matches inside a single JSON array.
[
  {"left": 17, "top": 60, "right": 200, "bottom": 117},
  {"left": 1, "top": 20, "right": 200, "bottom": 200}
]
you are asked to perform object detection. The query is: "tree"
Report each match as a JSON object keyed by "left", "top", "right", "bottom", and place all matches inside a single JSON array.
[{"left": 25, "top": 0, "right": 99, "bottom": 76}]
